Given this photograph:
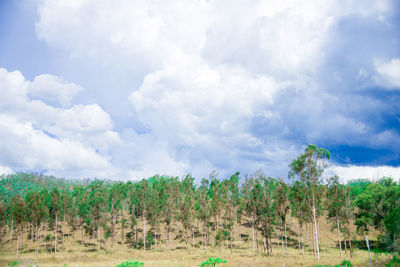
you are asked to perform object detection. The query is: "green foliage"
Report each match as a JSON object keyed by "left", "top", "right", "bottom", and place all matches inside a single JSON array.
[
  {"left": 116, "top": 259, "right": 144, "bottom": 267},
  {"left": 8, "top": 261, "right": 20, "bottom": 266},
  {"left": 199, "top": 257, "right": 227, "bottom": 267},
  {"left": 311, "top": 259, "right": 353, "bottom": 267},
  {"left": 386, "top": 252, "right": 400, "bottom": 267}
]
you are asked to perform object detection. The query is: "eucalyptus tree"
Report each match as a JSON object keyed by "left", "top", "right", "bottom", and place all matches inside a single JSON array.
[
  {"left": 9, "top": 194, "right": 25, "bottom": 257},
  {"left": 224, "top": 172, "right": 240, "bottom": 253},
  {"left": 275, "top": 178, "right": 290, "bottom": 256},
  {"left": 49, "top": 187, "right": 62, "bottom": 254},
  {"left": 25, "top": 191, "right": 47, "bottom": 253},
  {"left": 289, "top": 181, "right": 309, "bottom": 255},
  {"left": 155, "top": 177, "right": 180, "bottom": 251},
  {"left": 209, "top": 173, "right": 224, "bottom": 235},
  {"left": 179, "top": 174, "right": 196, "bottom": 247},
  {"left": 326, "top": 175, "right": 346, "bottom": 258},
  {"left": 0, "top": 200, "right": 5, "bottom": 247},
  {"left": 87, "top": 180, "right": 107, "bottom": 253},
  {"left": 60, "top": 188, "right": 71, "bottom": 249},
  {"left": 196, "top": 178, "right": 212, "bottom": 249},
  {"left": 243, "top": 175, "right": 258, "bottom": 250},
  {"left": 127, "top": 182, "right": 140, "bottom": 248},
  {"left": 108, "top": 183, "right": 123, "bottom": 249},
  {"left": 289, "top": 144, "right": 330, "bottom": 261},
  {"left": 257, "top": 177, "right": 276, "bottom": 256},
  {"left": 131, "top": 179, "right": 153, "bottom": 251}
]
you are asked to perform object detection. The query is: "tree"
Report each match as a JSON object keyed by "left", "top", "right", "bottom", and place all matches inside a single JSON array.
[
  {"left": 326, "top": 175, "right": 346, "bottom": 258},
  {"left": 179, "top": 174, "right": 196, "bottom": 248},
  {"left": 49, "top": 188, "right": 62, "bottom": 254},
  {"left": 257, "top": 177, "right": 276, "bottom": 256},
  {"left": 289, "top": 181, "right": 309, "bottom": 255},
  {"left": 87, "top": 181, "right": 107, "bottom": 253},
  {"left": 289, "top": 144, "right": 330, "bottom": 261},
  {"left": 275, "top": 179, "right": 290, "bottom": 256},
  {"left": 9, "top": 194, "right": 25, "bottom": 257}
]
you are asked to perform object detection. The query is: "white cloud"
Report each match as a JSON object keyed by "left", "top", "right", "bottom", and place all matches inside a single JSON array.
[
  {"left": 28, "top": 74, "right": 83, "bottom": 107},
  {"left": 327, "top": 165, "right": 400, "bottom": 183},
  {"left": 30, "top": 0, "right": 398, "bottom": 179},
  {"left": 0, "top": 67, "right": 120, "bottom": 178},
  {"left": 375, "top": 58, "right": 400, "bottom": 88},
  {"left": 0, "top": 165, "right": 13, "bottom": 175}
]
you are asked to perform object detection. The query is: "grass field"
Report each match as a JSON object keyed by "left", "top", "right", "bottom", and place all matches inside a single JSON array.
[{"left": 0, "top": 217, "right": 393, "bottom": 266}]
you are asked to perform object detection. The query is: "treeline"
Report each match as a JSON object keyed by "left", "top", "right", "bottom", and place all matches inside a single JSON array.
[{"left": 0, "top": 145, "right": 399, "bottom": 260}]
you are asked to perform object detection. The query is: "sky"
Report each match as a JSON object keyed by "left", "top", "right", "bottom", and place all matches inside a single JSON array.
[{"left": 0, "top": 0, "right": 399, "bottom": 182}]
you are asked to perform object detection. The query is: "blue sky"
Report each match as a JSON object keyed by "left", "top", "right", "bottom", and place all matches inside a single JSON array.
[{"left": 0, "top": 0, "right": 399, "bottom": 181}]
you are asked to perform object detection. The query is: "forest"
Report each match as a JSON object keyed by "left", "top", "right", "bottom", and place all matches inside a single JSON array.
[{"left": 0, "top": 145, "right": 399, "bottom": 266}]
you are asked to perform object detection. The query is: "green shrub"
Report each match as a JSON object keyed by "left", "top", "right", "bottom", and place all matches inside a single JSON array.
[
  {"left": 116, "top": 259, "right": 144, "bottom": 267},
  {"left": 312, "top": 259, "right": 353, "bottom": 267},
  {"left": 8, "top": 261, "right": 20, "bottom": 267},
  {"left": 386, "top": 252, "right": 400, "bottom": 267},
  {"left": 199, "top": 257, "right": 227, "bottom": 267}
]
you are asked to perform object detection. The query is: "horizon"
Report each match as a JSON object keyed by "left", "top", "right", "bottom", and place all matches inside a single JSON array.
[{"left": 0, "top": 1, "right": 400, "bottom": 181}]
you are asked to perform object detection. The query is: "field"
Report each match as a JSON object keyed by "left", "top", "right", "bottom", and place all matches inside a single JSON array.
[{"left": 0, "top": 217, "right": 392, "bottom": 267}]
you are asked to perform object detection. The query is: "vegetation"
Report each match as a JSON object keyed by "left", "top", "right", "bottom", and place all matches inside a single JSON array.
[
  {"left": 0, "top": 145, "right": 399, "bottom": 266},
  {"left": 116, "top": 259, "right": 144, "bottom": 267},
  {"left": 199, "top": 257, "right": 227, "bottom": 266}
]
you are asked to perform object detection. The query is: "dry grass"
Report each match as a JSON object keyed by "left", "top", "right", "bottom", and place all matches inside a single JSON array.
[{"left": 0, "top": 216, "right": 392, "bottom": 266}]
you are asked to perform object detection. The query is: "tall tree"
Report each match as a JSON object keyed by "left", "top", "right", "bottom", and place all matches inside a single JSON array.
[
  {"left": 289, "top": 144, "right": 330, "bottom": 261},
  {"left": 326, "top": 175, "right": 346, "bottom": 258},
  {"left": 275, "top": 179, "right": 290, "bottom": 256},
  {"left": 9, "top": 194, "right": 25, "bottom": 258},
  {"left": 49, "top": 188, "right": 61, "bottom": 254}
]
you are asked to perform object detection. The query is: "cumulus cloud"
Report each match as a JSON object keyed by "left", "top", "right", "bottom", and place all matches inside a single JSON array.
[
  {"left": 0, "top": 67, "right": 120, "bottom": 178},
  {"left": 29, "top": 0, "right": 400, "bottom": 179},
  {"left": 0, "top": 165, "right": 13, "bottom": 175},
  {"left": 375, "top": 58, "right": 400, "bottom": 88},
  {"left": 28, "top": 74, "right": 83, "bottom": 107},
  {"left": 327, "top": 165, "right": 400, "bottom": 183}
]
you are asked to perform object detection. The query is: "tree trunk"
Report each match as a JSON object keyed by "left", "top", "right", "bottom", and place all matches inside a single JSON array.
[
  {"left": 135, "top": 225, "right": 138, "bottom": 248},
  {"left": 298, "top": 223, "right": 301, "bottom": 253},
  {"left": 281, "top": 226, "right": 284, "bottom": 255},
  {"left": 121, "top": 209, "right": 124, "bottom": 244},
  {"left": 55, "top": 212, "right": 58, "bottom": 254},
  {"left": 263, "top": 235, "right": 266, "bottom": 255},
  {"left": 230, "top": 230, "right": 233, "bottom": 253},
  {"left": 269, "top": 236, "right": 273, "bottom": 255},
  {"left": 312, "top": 218, "right": 316, "bottom": 258},
  {"left": 10, "top": 219, "right": 13, "bottom": 243},
  {"left": 112, "top": 213, "right": 115, "bottom": 250},
  {"left": 301, "top": 225, "right": 305, "bottom": 256},
  {"left": 337, "top": 218, "right": 342, "bottom": 258},
  {"left": 312, "top": 202, "right": 320, "bottom": 260},
  {"left": 252, "top": 217, "right": 255, "bottom": 250},
  {"left": 62, "top": 214, "right": 65, "bottom": 250},
  {"left": 143, "top": 211, "right": 146, "bottom": 251},
  {"left": 344, "top": 235, "right": 347, "bottom": 254},
  {"left": 16, "top": 225, "right": 19, "bottom": 258},
  {"left": 349, "top": 236, "right": 352, "bottom": 258},
  {"left": 97, "top": 223, "right": 100, "bottom": 253},
  {"left": 284, "top": 222, "right": 288, "bottom": 256},
  {"left": 256, "top": 228, "right": 259, "bottom": 251},
  {"left": 192, "top": 225, "right": 195, "bottom": 247},
  {"left": 168, "top": 225, "right": 171, "bottom": 252}
]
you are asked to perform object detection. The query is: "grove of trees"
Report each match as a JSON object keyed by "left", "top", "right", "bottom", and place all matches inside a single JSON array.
[{"left": 0, "top": 145, "right": 399, "bottom": 260}]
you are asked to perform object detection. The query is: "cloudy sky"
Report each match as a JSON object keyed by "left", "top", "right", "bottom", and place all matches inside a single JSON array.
[{"left": 0, "top": 0, "right": 399, "bottom": 181}]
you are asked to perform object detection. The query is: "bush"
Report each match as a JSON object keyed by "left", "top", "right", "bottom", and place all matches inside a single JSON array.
[
  {"left": 116, "top": 259, "right": 144, "bottom": 267},
  {"left": 386, "top": 251, "right": 400, "bottom": 267},
  {"left": 8, "top": 261, "right": 20, "bottom": 267},
  {"left": 312, "top": 260, "right": 353, "bottom": 267},
  {"left": 199, "top": 257, "right": 227, "bottom": 267}
]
